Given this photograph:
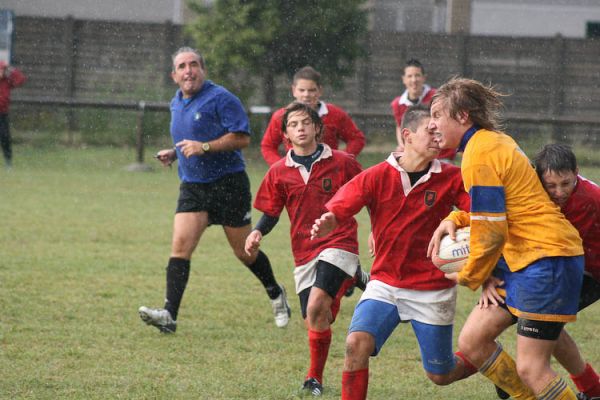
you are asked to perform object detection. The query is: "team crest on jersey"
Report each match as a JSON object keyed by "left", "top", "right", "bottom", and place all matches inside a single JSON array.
[
  {"left": 194, "top": 112, "right": 202, "bottom": 121},
  {"left": 424, "top": 190, "right": 437, "bottom": 207},
  {"left": 322, "top": 178, "right": 332, "bottom": 192}
]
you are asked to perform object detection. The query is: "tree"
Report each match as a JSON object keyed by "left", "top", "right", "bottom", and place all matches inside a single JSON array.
[{"left": 186, "top": 0, "right": 368, "bottom": 107}]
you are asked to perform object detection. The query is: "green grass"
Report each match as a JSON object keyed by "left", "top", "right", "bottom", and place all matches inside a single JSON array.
[{"left": 1, "top": 144, "right": 600, "bottom": 399}]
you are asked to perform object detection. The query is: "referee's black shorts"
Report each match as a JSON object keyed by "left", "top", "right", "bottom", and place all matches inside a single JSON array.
[{"left": 176, "top": 171, "right": 252, "bottom": 227}]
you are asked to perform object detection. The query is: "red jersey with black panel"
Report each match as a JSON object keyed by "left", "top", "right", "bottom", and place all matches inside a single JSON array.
[{"left": 254, "top": 145, "right": 362, "bottom": 266}]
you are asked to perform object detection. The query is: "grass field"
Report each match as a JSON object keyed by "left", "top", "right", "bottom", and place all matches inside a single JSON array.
[{"left": 1, "top": 144, "right": 600, "bottom": 399}]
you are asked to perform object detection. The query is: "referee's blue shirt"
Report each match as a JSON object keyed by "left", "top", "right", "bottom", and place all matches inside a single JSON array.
[{"left": 170, "top": 80, "right": 249, "bottom": 183}]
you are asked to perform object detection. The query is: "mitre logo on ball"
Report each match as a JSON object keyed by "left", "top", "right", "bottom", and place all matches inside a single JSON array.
[{"left": 432, "top": 227, "right": 471, "bottom": 273}]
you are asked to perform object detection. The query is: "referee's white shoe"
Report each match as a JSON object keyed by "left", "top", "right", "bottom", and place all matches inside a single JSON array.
[
  {"left": 270, "top": 285, "right": 291, "bottom": 328},
  {"left": 138, "top": 306, "right": 177, "bottom": 333}
]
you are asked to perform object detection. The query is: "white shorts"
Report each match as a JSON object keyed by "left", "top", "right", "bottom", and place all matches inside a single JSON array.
[
  {"left": 358, "top": 279, "right": 457, "bottom": 325},
  {"left": 293, "top": 248, "right": 359, "bottom": 294}
]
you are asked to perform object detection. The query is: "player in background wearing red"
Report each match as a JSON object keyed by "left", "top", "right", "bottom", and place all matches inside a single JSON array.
[
  {"left": 0, "top": 61, "right": 26, "bottom": 169},
  {"left": 470, "top": 144, "right": 600, "bottom": 400},
  {"left": 260, "top": 66, "right": 365, "bottom": 166},
  {"left": 390, "top": 59, "right": 455, "bottom": 161},
  {"left": 311, "top": 106, "right": 473, "bottom": 400},
  {"left": 427, "top": 78, "right": 584, "bottom": 400},
  {"left": 246, "top": 102, "right": 368, "bottom": 396}
]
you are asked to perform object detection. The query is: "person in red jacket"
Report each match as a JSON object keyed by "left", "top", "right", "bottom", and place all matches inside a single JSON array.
[
  {"left": 311, "top": 106, "right": 473, "bottom": 400},
  {"left": 0, "top": 61, "right": 26, "bottom": 168},
  {"left": 391, "top": 59, "right": 455, "bottom": 161},
  {"left": 260, "top": 66, "right": 365, "bottom": 166}
]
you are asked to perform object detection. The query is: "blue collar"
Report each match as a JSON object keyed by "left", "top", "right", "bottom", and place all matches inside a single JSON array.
[{"left": 458, "top": 125, "right": 480, "bottom": 152}]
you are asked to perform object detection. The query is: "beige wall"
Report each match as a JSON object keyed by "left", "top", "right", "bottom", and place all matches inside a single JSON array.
[{"left": 1, "top": 0, "right": 188, "bottom": 24}]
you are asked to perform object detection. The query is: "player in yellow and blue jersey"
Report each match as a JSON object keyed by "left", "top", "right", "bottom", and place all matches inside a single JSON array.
[{"left": 427, "top": 77, "right": 584, "bottom": 400}]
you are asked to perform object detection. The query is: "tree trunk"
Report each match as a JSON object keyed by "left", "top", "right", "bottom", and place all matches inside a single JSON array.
[{"left": 263, "top": 65, "right": 276, "bottom": 108}]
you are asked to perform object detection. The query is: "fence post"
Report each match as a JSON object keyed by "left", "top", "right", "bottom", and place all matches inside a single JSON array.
[
  {"left": 125, "top": 100, "right": 152, "bottom": 172},
  {"left": 550, "top": 34, "right": 566, "bottom": 142},
  {"left": 64, "top": 16, "right": 79, "bottom": 142},
  {"left": 458, "top": 33, "right": 470, "bottom": 77},
  {"left": 136, "top": 101, "right": 146, "bottom": 163}
]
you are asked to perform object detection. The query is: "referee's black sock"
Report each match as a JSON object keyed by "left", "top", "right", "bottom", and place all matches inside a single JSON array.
[
  {"left": 164, "top": 257, "right": 190, "bottom": 321},
  {"left": 245, "top": 250, "right": 281, "bottom": 300}
]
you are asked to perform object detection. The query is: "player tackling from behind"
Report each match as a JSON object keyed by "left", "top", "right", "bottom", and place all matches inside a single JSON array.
[
  {"left": 311, "top": 106, "right": 472, "bottom": 400},
  {"left": 534, "top": 144, "right": 600, "bottom": 400},
  {"left": 463, "top": 144, "right": 600, "bottom": 400},
  {"left": 138, "top": 47, "right": 290, "bottom": 333},
  {"left": 427, "top": 78, "right": 584, "bottom": 400},
  {"left": 245, "top": 102, "right": 368, "bottom": 396}
]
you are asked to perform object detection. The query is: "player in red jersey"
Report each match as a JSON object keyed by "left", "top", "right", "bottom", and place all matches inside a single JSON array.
[
  {"left": 470, "top": 143, "right": 600, "bottom": 400},
  {"left": 260, "top": 66, "right": 365, "bottom": 166},
  {"left": 535, "top": 144, "right": 600, "bottom": 400},
  {"left": 246, "top": 102, "right": 367, "bottom": 396},
  {"left": 391, "top": 59, "right": 455, "bottom": 161},
  {"left": 311, "top": 106, "right": 472, "bottom": 400}
]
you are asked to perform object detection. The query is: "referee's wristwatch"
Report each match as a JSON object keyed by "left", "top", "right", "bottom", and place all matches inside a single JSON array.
[{"left": 201, "top": 142, "right": 211, "bottom": 153}]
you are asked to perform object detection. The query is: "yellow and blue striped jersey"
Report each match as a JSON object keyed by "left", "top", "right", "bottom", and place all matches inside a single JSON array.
[{"left": 446, "top": 127, "right": 583, "bottom": 290}]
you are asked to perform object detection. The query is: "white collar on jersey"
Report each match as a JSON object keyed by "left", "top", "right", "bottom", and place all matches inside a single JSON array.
[
  {"left": 317, "top": 101, "right": 329, "bottom": 117},
  {"left": 398, "top": 84, "right": 432, "bottom": 106}
]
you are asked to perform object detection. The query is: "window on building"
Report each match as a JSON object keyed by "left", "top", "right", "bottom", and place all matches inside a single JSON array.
[{"left": 587, "top": 22, "right": 600, "bottom": 38}]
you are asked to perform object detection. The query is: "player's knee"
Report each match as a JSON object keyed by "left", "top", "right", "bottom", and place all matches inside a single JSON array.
[
  {"left": 426, "top": 371, "right": 453, "bottom": 386},
  {"left": 235, "top": 248, "right": 255, "bottom": 265},
  {"left": 516, "top": 362, "right": 536, "bottom": 386},
  {"left": 171, "top": 237, "right": 195, "bottom": 258},
  {"left": 345, "top": 332, "right": 372, "bottom": 361},
  {"left": 306, "top": 304, "right": 327, "bottom": 325},
  {"left": 457, "top": 332, "right": 476, "bottom": 358}
]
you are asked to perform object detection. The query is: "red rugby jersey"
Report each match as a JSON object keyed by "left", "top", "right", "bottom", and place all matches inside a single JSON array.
[
  {"left": 261, "top": 102, "right": 365, "bottom": 166},
  {"left": 562, "top": 176, "right": 600, "bottom": 282},
  {"left": 254, "top": 145, "right": 362, "bottom": 266},
  {"left": 326, "top": 155, "right": 470, "bottom": 290}
]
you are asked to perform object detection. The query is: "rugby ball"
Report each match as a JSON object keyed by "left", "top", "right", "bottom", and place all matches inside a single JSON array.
[{"left": 432, "top": 227, "right": 470, "bottom": 273}]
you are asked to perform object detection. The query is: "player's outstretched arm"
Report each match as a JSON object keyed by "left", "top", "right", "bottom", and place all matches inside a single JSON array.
[
  {"left": 310, "top": 212, "right": 338, "bottom": 240},
  {"left": 245, "top": 230, "right": 262, "bottom": 256},
  {"left": 427, "top": 220, "right": 457, "bottom": 259}
]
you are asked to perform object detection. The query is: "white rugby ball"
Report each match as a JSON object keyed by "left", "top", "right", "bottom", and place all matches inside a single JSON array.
[{"left": 432, "top": 227, "right": 470, "bottom": 273}]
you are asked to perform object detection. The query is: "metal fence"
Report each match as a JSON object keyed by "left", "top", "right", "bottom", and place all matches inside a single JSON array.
[{"left": 13, "top": 97, "right": 600, "bottom": 166}]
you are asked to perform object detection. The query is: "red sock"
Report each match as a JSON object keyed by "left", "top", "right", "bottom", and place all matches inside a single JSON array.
[
  {"left": 342, "top": 368, "right": 369, "bottom": 400},
  {"left": 307, "top": 329, "right": 332, "bottom": 384},
  {"left": 571, "top": 363, "right": 600, "bottom": 397},
  {"left": 455, "top": 351, "right": 479, "bottom": 380}
]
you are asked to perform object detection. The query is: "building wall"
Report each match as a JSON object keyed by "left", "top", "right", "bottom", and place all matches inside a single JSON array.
[
  {"left": 369, "top": 0, "right": 600, "bottom": 38},
  {"left": 1, "top": 0, "right": 186, "bottom": 24},
  {"left": 472, "top": 0, "right": 600, "bottom": 38}
]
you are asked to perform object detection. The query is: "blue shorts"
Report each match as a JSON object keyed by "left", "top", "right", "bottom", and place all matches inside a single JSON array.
[
  {"left": 495, "top": 256, "right": 584, "bottom": 322},
  {"left": 348, "top": 299, "right": 456, "bottom": 375}
]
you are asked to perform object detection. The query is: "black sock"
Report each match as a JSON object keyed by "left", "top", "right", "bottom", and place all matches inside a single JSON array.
[
  {"left": 245, "top": 250, "right": 281, "bottom": 300},
  {"left": 164, "top": 257, "right": 190, "bottom": 321}
]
